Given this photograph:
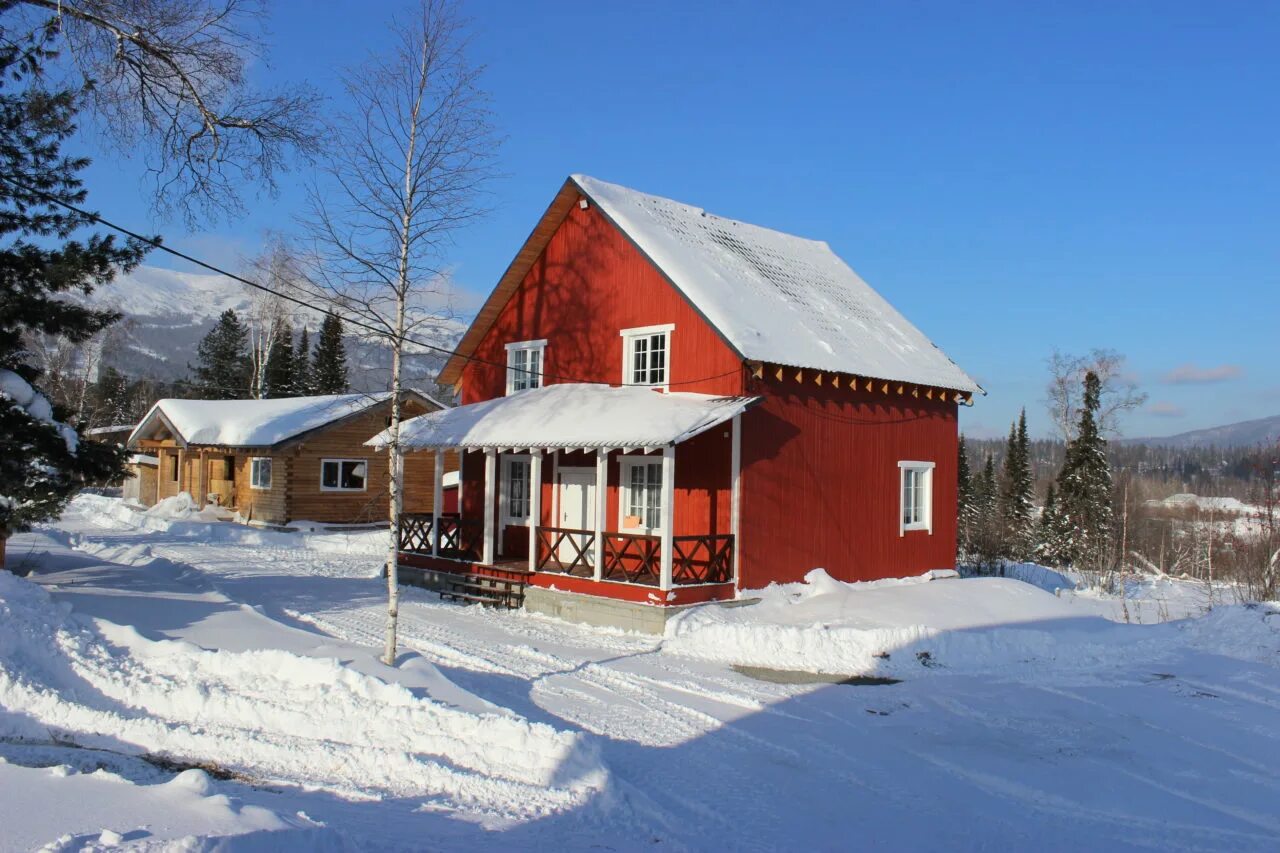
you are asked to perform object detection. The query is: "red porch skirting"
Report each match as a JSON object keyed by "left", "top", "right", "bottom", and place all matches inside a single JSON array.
[{"left": 397, "top": 551, "right": 735, "bottom": 606}]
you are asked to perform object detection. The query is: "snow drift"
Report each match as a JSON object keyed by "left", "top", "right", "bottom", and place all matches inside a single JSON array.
[{"left": 0, "top": 571, "right": 606, "bottom": 817}]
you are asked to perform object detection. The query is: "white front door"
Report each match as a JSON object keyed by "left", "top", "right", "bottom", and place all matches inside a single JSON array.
[{"left": 557, "top": 469, "right": 596, "bottom": 564}]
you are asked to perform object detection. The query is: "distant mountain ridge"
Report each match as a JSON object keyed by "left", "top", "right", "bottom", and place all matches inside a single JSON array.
[
  {"left": 87, "top": 265, "right": 461, "bottom": 393},
  {"left": 1124, "top": 414, "right": 1280, "bottom": 449}
]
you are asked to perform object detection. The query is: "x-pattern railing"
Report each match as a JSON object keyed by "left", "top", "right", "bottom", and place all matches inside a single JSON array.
[
  {"left": 535, "top": 526, "right": 595, "bottom": 575},
  {"left": 601, "top": 532, "right": 661, "bottom": 584},
  {"left": 397, "top": 513, "right": 482, "bottom": 562},
  {"left": 672, "top": 534, "right": 734, "bottom": 585}
]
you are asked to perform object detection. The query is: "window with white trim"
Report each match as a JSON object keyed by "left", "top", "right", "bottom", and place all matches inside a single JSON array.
[
  {"left": 321, "top": 458, "right": 367, "bottom": 492},
  {"left": 899, "top": 461, "right": 935, "bottom": 534},
  {"left": 249, "top": 457, "right": 272, "bottom": 490},
  {"left": 502, "top": 456, "right": 531, "bottom": 524},
  {"left": 619, "top": 458, "right": 664, "bottom": 531},
  {"left": 620, "top": 324, "right": 673, "bottom": 390},
  {"left": 505, "top": 340, "right": 546, "bottom": 394}
]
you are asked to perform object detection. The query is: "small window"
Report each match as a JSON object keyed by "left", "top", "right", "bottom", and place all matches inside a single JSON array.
[
  {"left": 620, "top": 458, "right": 664, "bottom": 531},
  {"left": 321, "top": 458, "right": 368, "bottom": 492},
  {"left": 505, "top": 340, "right": 546, "bottom": 394},
  {"left": 620, "top": 325, "right": 673, "bottom": 390},
  {"left": 168, "top": 454, "right": 179, "bottom": 482},
  {"left": 503, "top": 457, "right": 531, "bottom": 522},
  {"left": 250, "top": 457, "right": 272, "bottom": 490},
  {"left": 899, "top": 462, "right": 935, "bottom": 534}
]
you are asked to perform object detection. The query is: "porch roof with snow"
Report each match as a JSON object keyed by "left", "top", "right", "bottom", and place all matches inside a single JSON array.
[
  {"left": 128, "top": 391, "right": 445, "bottom": 450},
  {"left": 369, "top": 384, "right": 760, "bottom": 451},
  {"left": 439, "top": 174, "right": 982, "bottom": 395}
]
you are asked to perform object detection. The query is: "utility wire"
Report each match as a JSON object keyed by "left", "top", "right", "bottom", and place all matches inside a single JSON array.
[{"left": 1, "top": 175, "right": 747, "bottom": 390}]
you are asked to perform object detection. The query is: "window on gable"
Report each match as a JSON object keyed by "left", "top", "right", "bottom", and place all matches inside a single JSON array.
[
  {"left": 250, "top": 457, "right": 272, "bottom": 490},
  {"left": 899, "top": 461, "right": 934, "bottom": 534},
  {"left": 321, "top": 458, "right": 367, "bottom": 492},
  {"left": 619, "top": 458, "right": 664, "bottom": 531},
  {"left": 620, "top": 325, "right": 674, "bottom": 390},
  {"left": 505, "top": 340, "right": 546, "bottom": 394}
]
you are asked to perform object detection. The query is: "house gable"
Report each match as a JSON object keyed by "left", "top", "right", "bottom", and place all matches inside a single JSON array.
[{"left": 457, "top": 198, "right": 745, "bottom": 403}]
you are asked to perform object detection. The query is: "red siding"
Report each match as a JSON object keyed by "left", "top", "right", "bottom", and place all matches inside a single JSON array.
[
  {"left": 739, "top": 375, "right": 959, "bottom": 588},
  {"left": 459, "top": 201, "right": 745, "bottom": 402}
]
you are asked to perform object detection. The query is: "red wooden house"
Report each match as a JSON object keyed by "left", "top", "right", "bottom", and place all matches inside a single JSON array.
[{"left": 376, "top": 175, "right": 981, "bottom": 630}]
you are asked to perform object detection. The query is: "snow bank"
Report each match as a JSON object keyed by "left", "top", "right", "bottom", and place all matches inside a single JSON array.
[
  {"left": 664, "top": 570, "right": 1172, "bottom": 678},
  {"left": 0, "top": 571, "right": 605, "bottom": 815}
]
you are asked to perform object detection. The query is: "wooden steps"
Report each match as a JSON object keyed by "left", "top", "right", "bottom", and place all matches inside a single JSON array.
[{"left": 438, "top": 573, "right": 526, "bottom": 610}]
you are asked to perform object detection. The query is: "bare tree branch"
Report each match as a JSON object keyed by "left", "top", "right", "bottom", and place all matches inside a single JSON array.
[{"left": 1045, "top": 348, "right": 1148, "bottom": 441}]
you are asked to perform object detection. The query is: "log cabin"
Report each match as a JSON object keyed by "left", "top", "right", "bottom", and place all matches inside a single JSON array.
[
  {"left": 373, "top": 175, "right": 982, "bottom": 631},
  {"left": 128, "top": 392, "right": 455, "bottom": 527}
]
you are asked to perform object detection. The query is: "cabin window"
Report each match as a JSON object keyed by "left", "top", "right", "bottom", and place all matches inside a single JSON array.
[
  {"left": 620, "top": 324, "right": 674, "bottom": 390},
  {"left": 899, "top": 461, "right": 935, "bottom": 534},
  {"left": 321, "top": 458, "right": 368, "bottom": 492},
  {"left": 619, "top": 458, "right": 664, "bottom": 532},
  {"left": 505, "top": 340, "right": 546, "bottom": 394},
  {"left": 501, "top": 456, "right": 531, "bottom": 524},
  {"left": 250, "top": 457, "right": 272, "bottom": 490},
  {"left": 168, "top": 454, "right": 179, "bottom": 482}
]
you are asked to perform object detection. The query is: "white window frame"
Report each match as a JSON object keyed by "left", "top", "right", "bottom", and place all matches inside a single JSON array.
[
  {"left": 504, "top": 339, "right": 547, "bottom": 395},
  {"left": 249, "top": 457, "right": 272, "bottom": 490},
  {"left": 321, "top": 458, "right": 369, "bottom": 493},
  {"left": 499, "top": 453, "right": 532, "bottom": 528},
  {"left": 620, "top": 324, "right": 674, "bottom": 391},
  {"left": 618, "top": 456, "right": 665, "bottom": 534},
  {"left": 898, "top": 461, "right": 935, "bottom": 535}
]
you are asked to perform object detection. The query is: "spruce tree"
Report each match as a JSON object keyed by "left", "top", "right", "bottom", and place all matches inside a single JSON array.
[
  {"left": 263, "top": 321, "right": 296, "bottom": 398},
  {"left": 0, "top": 43, "right": 149, "bottom": 539},
  {"left": 293, "top": 327, "right": 314, "bottom": 395},
  {"left": 312, "top": 313, "right": 349, "bottom": 394},
  {"left": 1054, "top": 371, "right": 1113, "bottom": 570},
  {"left": 193, "top": 310, "right": 251, "bottom": 398},
  {"left": 957, "top": 435, "right": 975, "bottom": 558},
  {"left": 999, "top": 408, "right": 1036, "bottom": 561},
  {"left": 970, "top": 454, "right": 1002, "bottom": 568}
]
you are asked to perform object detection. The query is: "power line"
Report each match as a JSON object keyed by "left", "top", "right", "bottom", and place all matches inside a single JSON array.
[{"left": 1, "top": 175, "right": 747, "bottom": 391}]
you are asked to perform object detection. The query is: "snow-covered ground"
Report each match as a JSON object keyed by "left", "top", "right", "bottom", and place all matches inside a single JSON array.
[{"left": 2, "top": 495, "right": 1279, "bottom": 851}]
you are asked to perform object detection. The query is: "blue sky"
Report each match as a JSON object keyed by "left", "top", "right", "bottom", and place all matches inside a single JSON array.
[{"left": 75, "top": 1, "right": 1278, "bottom": 439}]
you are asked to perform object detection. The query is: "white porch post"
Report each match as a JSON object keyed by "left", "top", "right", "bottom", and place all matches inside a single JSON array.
[
  {"left": 659, "top": 444, "right": 675, "bottom": 591},
  {"left": 528, "top": 450, "right": 543, "bottom": 573},
  {"left": 431, "top": 449, "right": 443, "bottom": 557},
  {"left": 730, "top": 413, "right": 742, "bottom": 587},
  {"left": 594, "top": 448, "right": 609, "bottom": 581},
  {"left": 482, "top": 449, "right": 496, "bottom": 566}
]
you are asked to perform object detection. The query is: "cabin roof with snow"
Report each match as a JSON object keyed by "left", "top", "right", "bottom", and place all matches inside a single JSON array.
[
  {"left": 128, "top": 391, "right": 447, "bottom": 450},
  {"left": 440, "top": 175, "right": 981, "bottom": 394},
  {"left": 369, "top": 383, "right": 760, "bottom": 451}
]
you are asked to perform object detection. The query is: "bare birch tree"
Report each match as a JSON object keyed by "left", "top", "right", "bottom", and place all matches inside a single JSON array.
[
  {"left": 1045, "top": 348, "right": 1148, "bottom": 440},
  {"left": 242, "top": 237, "right": 307, "bottom": 398},
  {"left": 4, "top": 0, "right": 321, "bottom": 219},
  {"left": 302, "top": 0, "right": 497, "bottom": 666}
]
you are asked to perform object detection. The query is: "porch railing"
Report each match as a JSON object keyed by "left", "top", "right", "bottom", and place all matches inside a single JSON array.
[
  {"left": 398, "top": 513, "right": 483, "bottom": 562},
  {"left": 534, "top": 527, "right": 733, "bottom": 586}
]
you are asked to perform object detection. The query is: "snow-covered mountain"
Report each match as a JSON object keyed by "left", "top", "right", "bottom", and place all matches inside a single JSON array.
[
  {"left": 1125, "top": 414, "right": 1280, "bottom": 448},
  {"left": 89, "top": 265, "right": 460, "bottom": 393}
]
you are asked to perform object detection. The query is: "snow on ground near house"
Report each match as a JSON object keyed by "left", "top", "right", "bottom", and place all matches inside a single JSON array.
[{"left": 2, "top": 495, "right": 1280, "bottom": 851}]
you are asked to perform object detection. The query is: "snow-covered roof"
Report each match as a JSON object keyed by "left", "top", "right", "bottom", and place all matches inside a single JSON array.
[
  {"left": 370, "top": 384, "right": 759, "bottom": 451},
  {"left": 129, "top": 454, "right": 159, "bottom": 466},
  {"left": 129, "top": 391, "right": 445, "bottom": 449},
  {"left": 574, "top": 176, "right": 981, "bottom": 393},
  {"left": 85, "top": 424, "right": 136, "bottom": 436}
]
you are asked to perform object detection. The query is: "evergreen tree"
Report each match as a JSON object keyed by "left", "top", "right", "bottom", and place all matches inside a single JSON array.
[
  {"left": 293, "top": 327, "right": 314, "bottom": 395},
  {"left": 312, "top": 313, "right": 349, "bottom": 394},
  {"left": 0, "top": 43, "right": 149, "bottom": 538},
  {"left": 969, "top": 453, "right": 1003, "bottom": 568},
  {"left": 957, "top": 435, "right": 975, "bottom": 558},
  {"left": 1036, "top": 483, "right": 1071, "bottom": 566},
  {"left": 1054, "top": 371, "right": 1113, "bottom": 570},
  {"left": 193, "top": 310, "right": 251, "bottom": 398},
  {"left": 263, "top": 321, "right": 296, "bottom": 398},
  {"left": 999, "top": 408, "right": 1037, "bottom": 560}
]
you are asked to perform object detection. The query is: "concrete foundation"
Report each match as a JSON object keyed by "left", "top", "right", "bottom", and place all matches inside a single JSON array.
[{"left": 523, "top": 585, "right": 756, "bottom": 634}]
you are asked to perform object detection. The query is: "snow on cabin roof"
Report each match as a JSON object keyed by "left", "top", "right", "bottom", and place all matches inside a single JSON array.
[
  {"left": 129, "top": 391, "right": 444, "bottom": 449},
  {"left": 369, "top": 384, "right": 759, "bottom": 451},
  {"left": 573, "top": 175, "right": 982, "bottom": 394}
]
